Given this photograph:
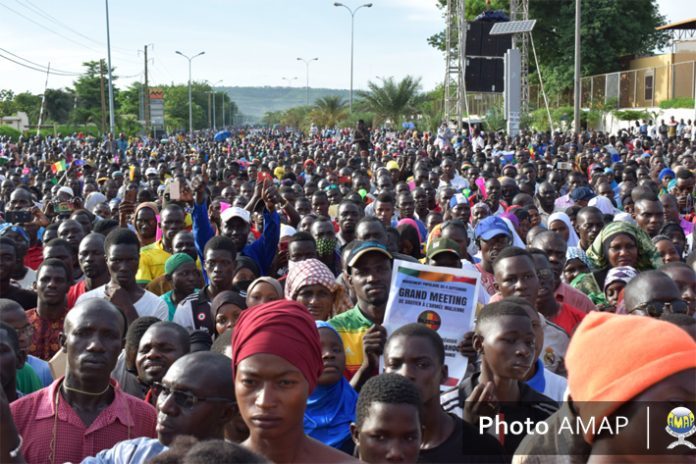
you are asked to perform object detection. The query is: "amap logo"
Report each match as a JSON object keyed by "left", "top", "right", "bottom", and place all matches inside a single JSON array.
[{"left": 666, "top": 407, "right": 695, "bottom": 449}]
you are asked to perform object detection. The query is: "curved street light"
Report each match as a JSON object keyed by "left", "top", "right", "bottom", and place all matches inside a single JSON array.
[
  {"left": 175, "top": 50, "right": 205, "bottom": 133},
  {"left": 297, "top": 57, "right": 319, "bottom": 106},
  {"left": 334, "top": 2, "right": 373, "bottom": 112}
]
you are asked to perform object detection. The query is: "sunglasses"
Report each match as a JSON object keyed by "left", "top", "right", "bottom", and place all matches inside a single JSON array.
[
  {"left": 628, "top": 299, "right": 688, "bottom": 318},
  {"left": 152, "top": 382, "right": 233, "bottom": 409}
]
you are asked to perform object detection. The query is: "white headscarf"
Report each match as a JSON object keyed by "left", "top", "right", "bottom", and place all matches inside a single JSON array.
[
  {"left": 588, "top": 195, "right": 617, "bottom": 217},
  {"left": 84, "top": 192, "right": 107, "bottom": 213},
  {"left": 548, "top": 211, "right": 580, "bottom": 247},
  {"left": 500, "top": 216, "right": 526, "bottom": 248}
]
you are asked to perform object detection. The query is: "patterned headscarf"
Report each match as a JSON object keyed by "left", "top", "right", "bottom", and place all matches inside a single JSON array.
[
  {"left": 586, "top": 222, "right": 661, "bottom": 271},
  {"left": 566, "top": 246, "right": 592, "bottom": 270},
  {"left": 285, "top": 259, "right": 349, "bottom": 317},
  {"left": 603, "top": 266, "right": 638, "bottom": 292},
  {"left": 471, "top": 202, "right": 491, "bottom": 226}
]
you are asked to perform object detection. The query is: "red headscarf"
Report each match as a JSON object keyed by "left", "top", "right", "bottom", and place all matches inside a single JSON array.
[{"left": 231, "top": 300, "right": 323, "bottom": 393}]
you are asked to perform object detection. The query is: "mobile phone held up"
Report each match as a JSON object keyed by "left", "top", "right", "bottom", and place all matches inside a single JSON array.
[
  {"left": 5, "top": 210, "right": 32, "bottom": 224},
  {"left": 53, "top": 201, "right": 72, "bottom": 214}
]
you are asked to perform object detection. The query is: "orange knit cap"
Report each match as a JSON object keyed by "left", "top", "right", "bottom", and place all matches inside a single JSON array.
[{"left": 566, "top": 312, "right": 696, "bottom": 443}]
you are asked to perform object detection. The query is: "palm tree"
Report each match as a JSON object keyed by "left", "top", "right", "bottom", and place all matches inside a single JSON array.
[
  {"left": 310, "top": 96, "right": 349, "bottom": 128},
  {"left": 357, "top": 76, "right": 422, "bottom": 127}
]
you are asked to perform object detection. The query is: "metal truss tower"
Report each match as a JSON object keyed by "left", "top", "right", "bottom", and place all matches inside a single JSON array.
[
  {"left": 509, "top": 0, "right": 529, "bottom": 113},
  {"left": 443, "top": 0, "right": 468, "bottom": 129}
]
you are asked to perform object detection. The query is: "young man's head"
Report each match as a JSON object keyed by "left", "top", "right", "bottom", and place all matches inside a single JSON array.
[
  {"left": 164, "top": 253, "right": 198, "bottom": 298},
  {"left": 203, "top": 236, "right": 238, "bottom": 292},
  {"left": 104, "top": 228, "right": 141, "bottom": 288},
  {"left": 623, "top": 270, "right": 683, "bottom": 316},
  {"left": 346, "top": 242, "right": 393, "bottom": 321},
  {"left": 42, "top": 238, "right": 75, "bottom": 282},
  {"left": 473, "top": 300, "right": 536, "bottom": 381},
  {"left": 34, "top": 258, "right": 71, "bottom": 307},
  {"left": 660, "top": 262, "right": 696, "bottom": 316},
  {"left": 352, "top": 373, "right": 422, "bottom": 464},
  {"left": 426, "top": 238, "right": 462, "bottom": 269},
  {"left": 78, "top": 233, "right": 108, "bottom": 281},
  {"left": 0, "top": 322, "right": 22, "bottom": 399},
  {"left": 287, "top": 232, "right": 317, "bottom": 263},
  {"left": 492, "top": 247, "right": 540, "bottom": 305},
  {"left": 136, "top": 321, "right": 191, "bottom": 387},
  {"left": 0, "top": 299, "right": 32, "bottom": 360},
  {"left": 160, "top": 204, "right": 187, "bottom": 249},
  {"left": 384, "top": 323, "right": 446, "bottom": 407}
]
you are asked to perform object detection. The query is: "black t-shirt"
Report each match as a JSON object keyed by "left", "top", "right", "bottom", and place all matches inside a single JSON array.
[
  {"left": 418, "top": 414, "right": 505, "bottom": 463},
  {"left": 3, "top": 285, "right": 37, "bottom": 310}
]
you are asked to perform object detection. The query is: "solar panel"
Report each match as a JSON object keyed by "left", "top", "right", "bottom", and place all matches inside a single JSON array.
[{"left": 489, "top": 20, "right": 536, "bottom": 35}]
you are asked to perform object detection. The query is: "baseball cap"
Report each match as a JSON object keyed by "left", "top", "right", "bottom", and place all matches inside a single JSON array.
[
  {"left": 386, "top": 160, "right": 400, "bottom": 171},
  {"left": 221, "top": 206, "right": 251, "bottom": 224},
  {"left": 570, "top": 186, "right": 595, "bottom": 202},
  {"left": 426, "top": 238, "right": 461, "bottom": 260},
  {"left": 346, "top": 241, "right": 393, "bottom": 269},
  {"left": 449, "top": 193, "right": 469, "bottom": 208},
  {"left": 145, "top": 167, "right": 158, "bottom": 176},
  {"left": 475, "top": 216, "right": 512, "bottom": 241}
]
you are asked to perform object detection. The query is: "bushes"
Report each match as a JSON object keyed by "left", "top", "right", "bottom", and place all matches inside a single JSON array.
[
  {"left": 0, "top": 125, "right": 21, "bottom": 141},
  {"left": 659, "top": 97, "right": 694, "bottom": 109}
]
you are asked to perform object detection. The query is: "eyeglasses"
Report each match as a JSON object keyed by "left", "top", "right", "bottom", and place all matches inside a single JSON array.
[
  {"left": 536, "top": 269, "right": 554, "bottom": 280},
  {"left": 628, "top": 299, "right": 688, "bottom": 318},
  {"left": 152, "top": 382, "right": 233, "bottom": 409},
  {"left": 17, "top": 324, "right": 34, "bottom": 337}
]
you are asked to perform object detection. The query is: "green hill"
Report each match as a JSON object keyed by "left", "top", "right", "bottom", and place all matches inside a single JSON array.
[{"left": 220, "top": 86, "right": 350, "bottom": 120}]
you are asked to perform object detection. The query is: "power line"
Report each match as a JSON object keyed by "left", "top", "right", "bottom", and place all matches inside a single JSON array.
[
  {"left": 16, "top": 0, "right": 136, "bottom": 55},
  {"left": 0, "top": 51, "right": 77, "bottom": 76},
  {"left": 0, "top": 47, "right": 80, "bottom": 75},
  {"left": 0, "top": 1, "right": 140, "bottom": 66}
]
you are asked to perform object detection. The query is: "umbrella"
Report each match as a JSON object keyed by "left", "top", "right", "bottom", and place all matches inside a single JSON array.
[{"left": 214, "top": 130, "right": 231, "bottom": 142}]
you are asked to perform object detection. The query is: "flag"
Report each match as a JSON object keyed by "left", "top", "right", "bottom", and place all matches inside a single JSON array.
[{"left": 51, "top": 160, "right": 66, "bottom": 174}]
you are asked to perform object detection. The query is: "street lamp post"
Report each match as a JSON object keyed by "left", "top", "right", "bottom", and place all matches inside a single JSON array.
[
  {"left": 175, "top": 50, "right": 205, "bottom": 134},
  {"left": 334, "top": 2, "right": 373, "bottom": 113},
  {"left": 104, "top": 0, "right": 115, "bottom": 135},
  {"left": 282, "top": 76, "right": 299, "bottom": 87},
  {"left": 211, "top": 80, "right": 223, "bottom": 131},
  {"left": 297, "top": 57, "right": 319, "bottom": 106}
]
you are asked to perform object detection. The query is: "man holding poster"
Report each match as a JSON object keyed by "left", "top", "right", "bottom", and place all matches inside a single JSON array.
[{"left": 381, "top": 253, "right": 480, "bottom": 387}]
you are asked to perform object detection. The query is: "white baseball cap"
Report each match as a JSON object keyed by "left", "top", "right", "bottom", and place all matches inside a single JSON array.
[{"left": 221, "top": 206, "right": 251, "bottom": 224}]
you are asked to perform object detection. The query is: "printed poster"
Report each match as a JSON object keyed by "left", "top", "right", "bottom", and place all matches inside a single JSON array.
[{"left": 382, "top": 259, "right": 480, "bottom": 387}]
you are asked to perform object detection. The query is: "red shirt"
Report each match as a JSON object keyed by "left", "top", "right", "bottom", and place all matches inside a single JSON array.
[
  {"left": 474, "top": 263, "right": 496, "bottom": 296},
  {"left": 24, "top": 244, "right": 43, "bottom": 270},
  {"left": 10, "top": 377, "right": 157, "bottom": 464},
  {"left": 549, "top": 303, "right": 586, "bottom": 336},
  {"left": 67, "top": 280, "right": 87, "bottom": 309},
  {"left": 26, "top": 309, "right": 66, "bottom": 361}
]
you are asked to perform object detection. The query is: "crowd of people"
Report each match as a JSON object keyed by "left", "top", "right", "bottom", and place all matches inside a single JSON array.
[{"left": 0, "top": 117, "right": 695, "bottom": 463}]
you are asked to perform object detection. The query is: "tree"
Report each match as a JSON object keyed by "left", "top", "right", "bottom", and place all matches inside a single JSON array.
[
  {"left": 12, "top": 92, "right": 42, "bottom": 124},
  {"left": 357, "top": 76, "right": 422, "bottom": 127},
  {"left": 43, "top": 88, "right": 74, "bottom": 124},
  {"left": 280, "top": 106, "right": 311, "bottom": 130},
  {"left": 310, "top": 96, "right": 348, "bottom": 128},
  {"left": 427, "top": 0, "right": 668, "bottom": 96},
  {"left": 72, "top": 60, "right": 119, "bottom": 128}
]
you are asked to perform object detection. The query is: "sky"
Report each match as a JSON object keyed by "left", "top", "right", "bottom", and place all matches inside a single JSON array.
[{"left": 0, "top": 0, "right": 690, "bottom": 95}]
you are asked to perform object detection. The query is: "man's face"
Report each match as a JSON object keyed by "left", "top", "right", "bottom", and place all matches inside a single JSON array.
[
  {"left": 494, "top": 256, "right": 540, "bottom": 305},
  {"left": 157, "top": 360, "right": 232, "bottom": 446},
  {"left": 58, "top": 220, "right": 85, "bottom": 252},
  {"left": 36, "top": 265, "right": 70, "bottom": 306},
  {"left": 537, "top": 183, "right": 556, "bottom": 207},
  {"left": 312, "top": 193, "right": 330, "bottom": 217},
  {"left": 635, "top": 200, "right": 664, "bottom": 237},
  {"left": 377, "top": 176, "right": 393, "bottom": 194},
  {"left": 500, "top": 180, "right": 518, "bottom": 205},
  {"left": 288, "top": 240, "right": 317, "bottom": 263},
  {"left": 0, "top": 329, "right": 20, "bottom": 392},
  {"left": 675, "top": 177, "right": 694, "bottom": 211},
  {"left": 349, "top": 253, "right": 392, "bottom": 310},
  {"left": 480, "top": 234, "right": 510, "bottom": 266},
  {"left": 204, "top": 249, "right": 236, "bottom": 291},
  {"left": 311, "top": 220, "right": 335, "bottom": 242},
  {"left": 398, "top": 194, "right": 415, "bottom": 219},
  {"left": 441, "top": 159, "right": 455, "bottom": 179},
  {"left": 450, "top": 203, "right": 471, "bottom": 223},
  {"left": 0, "top": 307, "right": 32, "bottom": 353},
  {"left": 172, "top": 232, "right": 197, "bottom": 261},
  {"left": 576, "top": 211, "right": 604, "bottom": 246},
  {"left": 413, "top": 188, "right": 428, "bottom": 212},
  {"left": 548, "top": 172, "right": 564, "bottom": 192},
  {"left": 660, "top": 196, "right": 680, "bottom": 223},
  {"left": 353, "top": 402, "right": 421, "bottom": 464},
  {"left": 135, "top": 208, "right": 158, "bottom": 239},
  {"left": 485, "top": 179, "right": 501, "bottom": 205},
  {"left": 338, "top": 203, "right": 360, "bottom": 234},
  {"left": 356, "top": 221, "right": 388, "bottom": 244},
  {"left": 662, "top": 267, "right": 696, "bottom": 316},
  {"left": 477, "top": 315, "right": 535, "bottom": 381},
  {"left": 43, "top": 245, "right": 74, "bottom": 277},
  {"left": 136, "top": 326, "right": 187, "bottom": 386},
  {"left": 374, "top": 201, "right": 394, "bottom": 227},
  {"left": 531, "top": 255, "right": 556, "bottom": 303},
  {"left": 106, "top": 244, "right": 139, "bottom": 287},
  {"left": 222, "top": 217, "right": 251, "bottom": 250},
  {"left": 532, "top": 236, "right": 567, "bottom": 287},
  {"left": 597, "top": 183, "right": 614, "bottom": 200},
  {"left": 161, "top": 209, "right": 186, "bottom": 245},
  {"left": 63, "top": 308, "right": 123, "bottom": 385}
]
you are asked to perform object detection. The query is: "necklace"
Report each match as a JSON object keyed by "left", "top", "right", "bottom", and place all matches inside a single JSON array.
[{"left": 62, "top": 382, "right": 111, "bottom": 396}]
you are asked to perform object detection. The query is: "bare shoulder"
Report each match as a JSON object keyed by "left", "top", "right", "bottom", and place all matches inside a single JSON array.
[{"left": 302, "top": 437, "right": 358, "bottom": 463}]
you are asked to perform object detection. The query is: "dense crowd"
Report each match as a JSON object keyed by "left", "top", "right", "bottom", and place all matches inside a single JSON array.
[{"left": 0, "top": 117, "right": 695, "bottom": 463}]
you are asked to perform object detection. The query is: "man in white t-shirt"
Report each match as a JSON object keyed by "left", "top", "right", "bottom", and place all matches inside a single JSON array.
[{"left": 76, "top": 228, "right": 167, "bottom": 322}]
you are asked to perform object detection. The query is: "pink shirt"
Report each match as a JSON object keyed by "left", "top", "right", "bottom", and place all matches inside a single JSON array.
[{"left": 10, "top": 377, "right": 157, "bottom": 464}]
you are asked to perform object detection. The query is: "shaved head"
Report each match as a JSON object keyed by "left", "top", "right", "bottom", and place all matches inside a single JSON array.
[{"left": 64, "top": 299, "right": 126, "bottom": 338}]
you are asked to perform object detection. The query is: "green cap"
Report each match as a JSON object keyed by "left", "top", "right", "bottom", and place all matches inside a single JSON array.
[
  {"left": 165, "top": 253, "right": 194, "bottom": 275},
  {"left": 426, "top": 238, "right": 461, "bottom": 260}
]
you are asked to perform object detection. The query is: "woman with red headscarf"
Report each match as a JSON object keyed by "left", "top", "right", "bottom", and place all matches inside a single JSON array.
[{"left": 232, "top": 300, "right": 357, "bottom": 463}]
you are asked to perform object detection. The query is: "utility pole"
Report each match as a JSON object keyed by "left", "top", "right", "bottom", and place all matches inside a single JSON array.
[
  {"left": 100, "top": 59, "right": 107, "bottom": 135},
  {"left": 573, "top": 0, "right": 581, "bottom": 133},
  {"left": 221, "top": 95, "right": 225, "bottom": 128},
  {"left": 208, "top": 92, "right": 212, "bottom": 130},
  {"left": 144, "top": 45, "right": 151, "bottom": 136},
  {"left": 105, "top": 0, "right": 115, "bottom": 135},
  {"left": 37, "top": 62, "right": 50, "bottom": 137}
]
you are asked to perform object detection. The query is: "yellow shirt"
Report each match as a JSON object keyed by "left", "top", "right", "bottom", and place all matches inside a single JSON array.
[{"left": 136, "top": 240, "right": 170, "bottom": 285}]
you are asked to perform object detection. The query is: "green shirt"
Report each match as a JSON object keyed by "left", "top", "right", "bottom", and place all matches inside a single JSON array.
[{"left": 16, "top": 363, "right": 43, "bottom": 394}]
